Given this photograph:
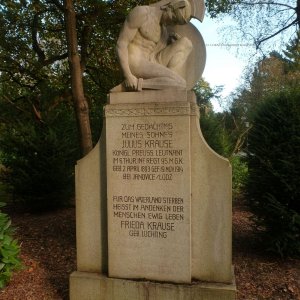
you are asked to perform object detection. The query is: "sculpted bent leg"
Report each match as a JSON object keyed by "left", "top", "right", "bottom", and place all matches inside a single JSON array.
[
  {"left": 157, "top": 36, "right": 193, "bottom": 74},
  {"left": 129, "top": 56, "right": 186, "bottom": 87}
]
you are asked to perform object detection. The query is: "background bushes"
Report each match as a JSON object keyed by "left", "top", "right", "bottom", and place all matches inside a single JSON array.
[
  {"left": 230, "top": 155, "right": 248, "bottom": 199},
  {"left": 246, "top": 90, "right": 300, "bottom": 256},
  {"left": 0, "top": 202, "right": 21, "bottom": 288},
  {"left": 200, "top": 113, "right": 233, "bottom": 157},
  {"left": 0, "top": 103, "right": 79, "bottom": 211}
]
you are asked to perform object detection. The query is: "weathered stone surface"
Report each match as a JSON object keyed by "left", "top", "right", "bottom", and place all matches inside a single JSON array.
[
  {"left": 70, "top": 1, "right": 234, "bottom": 298},
  {"left": 108, "top": 89, "right": 188, "bottom": 104},
  {"left": 105, "top": 98, "right": 192, "bottom": 283},
  {"left": 74, "top": 90, "right": 233, "bottom": 282},
  {"left": 70, "top": 271, "right": 237, "bottom": 300},
  {"left": 113, "top": 0, "right": 206, "bottom": 91},
  {"left": 75, "top": 132, "right": 107, "bottom": 273},
  {"left": 172, "top": 22, "right": 206, "bottom": 90},
  {"left": 71, "top": 89, "right": 235, "bottom": 299},
  {"left": 190, "top": 105, "right": 233, "bottom": 283}
]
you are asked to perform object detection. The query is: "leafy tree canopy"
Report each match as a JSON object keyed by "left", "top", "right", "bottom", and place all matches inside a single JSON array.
[
  {"left": 0, "top": 0, "right": 142, "bottom": 121},
  {"left": 224, "top": 31, "right": 300, "bottom": 157},
  {"left": 0, "top": 0, "right": 144, "bottom": 207},
  {"left": 193, "top": 78, "right": 223, "bottom": 113}
]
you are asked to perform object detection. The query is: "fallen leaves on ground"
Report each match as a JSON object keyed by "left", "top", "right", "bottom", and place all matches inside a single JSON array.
[
  {"left": 0, "top": 201, "right": 298, "bottom": 299},
  {"left": 233, "top": 201, "right": 300, "bottom": 299}
]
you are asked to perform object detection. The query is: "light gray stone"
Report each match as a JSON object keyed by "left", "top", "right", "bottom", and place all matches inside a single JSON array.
[
  {"left": 70, "top": 271, "right": 237, "bottom": 300},
  {"left": 108, "top": 89, "right": 188, "bottom": 104},
  {"left": 104, "top": 91, "right": 233, "bottom": 284},
  {"left": 106, "top": 91, "right": 232, "bottom": 283},
  {"left": 70, "top": 0, "right": 235, "bottom": 295},
  {"left": 75, "top": 131, "right": 107, "bottom": 273},
  {"left": 190, "top": 102, "right": 233, "bottom": 283},
  {"left": 113, "top": 0, "right": 206, "bottom": 92},
  {"left": 172, "top": 22, "right": 206, "bottom": 90},
  {"left": 70, "top": 90, "right": 236, "bottom": 298},
  {"left": 105, "top": 100, "right": 192, "bottom": 283}
]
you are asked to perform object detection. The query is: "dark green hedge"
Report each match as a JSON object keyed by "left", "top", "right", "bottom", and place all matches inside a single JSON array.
[
  {"left": 246, "top": 90, "right": 300, "bottom": 256},
  {"left": 0, "top": 104, "right": 79, "bottom": 211}
]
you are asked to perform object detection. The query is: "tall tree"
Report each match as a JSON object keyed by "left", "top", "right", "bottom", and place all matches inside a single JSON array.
[
  {"left": 283, "top": 30, "right": 300, "bottom": 74},
  {"left": 0, "top": 0, "right": 143, "bottom": 207},
  {"left": 0, "top": 0, "right": 136, "bottom": 155},
  {"left": 227, "top": 34, "right": 300, "bottom": 155},
  {"left": 193, "top": 78, "right": 223, "bottom": 113},
  {"left": 64, "top": 0, "right": 92, "bottom": 156}
]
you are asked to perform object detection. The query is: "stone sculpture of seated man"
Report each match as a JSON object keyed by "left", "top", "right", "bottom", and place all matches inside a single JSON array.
[{"left": 114, "top": 0, "right": 193, "bottom": 91}]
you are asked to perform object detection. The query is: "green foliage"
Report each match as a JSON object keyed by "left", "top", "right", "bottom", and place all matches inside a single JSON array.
[
  {"left": 193, "top": 79, "right": 233, "bottom": 157},
  {"left": 200, "top": 112, "right": 249, "bottom": 198},
  {"left": 193, "top": 79, "right": 223, "bottom": 111},
  {"left": 194, "top": 80, "right": 249, "bottom": 197},
  {"left": 230, "top": 155, "right": 248, "bottom": 199},
  {"left": 0, "top": 0, "right": 147, "bottom": 159},
  {"left": 0, "top": 0, "right": 150, "bottom": 210},
  {"left": 200, "top": 112, "right": 233, "bottom": 157},
  {"left": 0, "top": 103, "right": 79, "bottom": 211},
  {"left": 206, "top": 0, "right": 241, "bottom": 18},
  {"left": 0, "top": 0, "right": 144, "bottom": 108},
  {"left": 228, "top": 35, "right": 300, "bottom": 157},
  {"left": 246, "top": 90, "right": 300, "bottom": 257},
  {"left": 0, "top": 202, "right": 21, "bottom": 288},
  {"left": 283, "top": 30, "right": 300, "bottom": 80}
]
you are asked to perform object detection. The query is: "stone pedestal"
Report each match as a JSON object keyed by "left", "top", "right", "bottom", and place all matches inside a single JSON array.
[
  {"left": 70, "top": 271, "right": 236, "bottom": 300},
  {"left": 70, "top": 90, "right": 236, "bottom": 299},
  {"left": 106, "top": 92, "right": 192, "bottom": 283}
]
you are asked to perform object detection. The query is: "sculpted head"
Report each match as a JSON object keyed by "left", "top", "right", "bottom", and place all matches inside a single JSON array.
[{"left": 161, "top": 0, "right": 192, "bottom": 25}]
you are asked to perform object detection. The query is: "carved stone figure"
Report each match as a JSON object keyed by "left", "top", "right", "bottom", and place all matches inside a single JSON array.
[{"left": 112, "top": 0, "right": 206, "bottom": 92}]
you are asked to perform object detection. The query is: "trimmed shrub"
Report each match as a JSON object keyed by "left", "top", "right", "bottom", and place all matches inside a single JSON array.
[
  {"left": 0, "top": 202, "right": 21, "bottom": 288},
  {"left": 246, "top": 90, "right": 300, "bottom": 256}
]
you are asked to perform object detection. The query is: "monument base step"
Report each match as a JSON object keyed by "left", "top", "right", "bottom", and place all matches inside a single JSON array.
[{"left": 70, "top": 271, "right": 237, "bottom": 300}]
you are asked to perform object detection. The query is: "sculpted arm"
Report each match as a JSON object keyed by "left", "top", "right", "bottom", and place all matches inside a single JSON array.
[{"left": 116, "top": 7, "right": 147, "bottom": 90}]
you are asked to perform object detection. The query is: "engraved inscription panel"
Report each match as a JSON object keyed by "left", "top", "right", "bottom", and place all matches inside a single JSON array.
[{"left": 106, "top": 105, "right": 191, "bottom": 283}]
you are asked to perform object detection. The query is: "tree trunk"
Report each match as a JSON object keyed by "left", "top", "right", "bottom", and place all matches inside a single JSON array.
[
  {"left": 297, "top": 0, "right": 300, "bottom": 27},
  {"left": 64, "top": 0, "right": 93, "bottom": 157}
]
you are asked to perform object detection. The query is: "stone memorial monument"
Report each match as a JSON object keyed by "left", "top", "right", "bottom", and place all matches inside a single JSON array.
[{"left": 70, "top": 0, "right": 237, "bottom": 299}]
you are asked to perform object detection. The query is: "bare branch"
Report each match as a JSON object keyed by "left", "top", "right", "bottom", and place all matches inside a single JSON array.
[
  {"left": 256, "top": 20, "right": 298, "bottom": 49},
  {"left": 231, "top": 124, "right": 253, "bottom": 156},
  {"left": 43, "top": 52, "right": 68, "bottom": 65},
  {"left": 269, "top": 8, "right": 295, "bottom": 18},
  {"left": 0, "top": 68, "right": 36, "bottom": 89},
  {"left": 32, "top": 12, "right": 46, "bottom": 63},
  {"left": 32, "top": 103, "right": 45, "bottom": 123},
  {"left": 3, "top": 95, "right": 31, "bottom": 115},
  {"left": 297, "top": 0, "right": 300, "bottom": 25},
  {"left": 48, "top": 90, "right": 73, "bottom": 111},
  {"left": 240, "top": 1, "right": 294, "bottom": 10}
]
